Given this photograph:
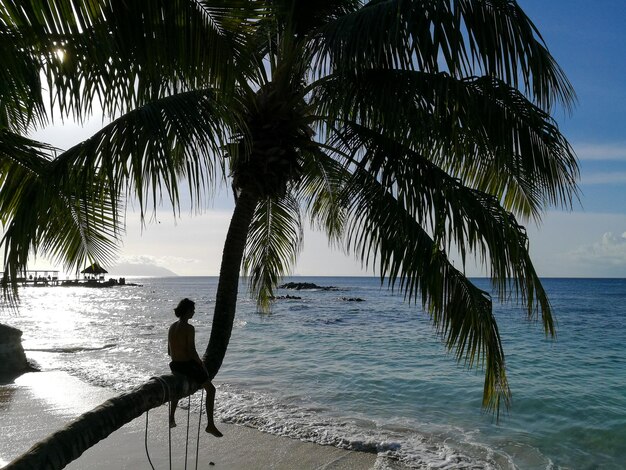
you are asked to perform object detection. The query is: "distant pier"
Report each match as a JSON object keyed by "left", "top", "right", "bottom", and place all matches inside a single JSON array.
[
  {"left": 2, "top": 270, "right": 140, "bottom": 288},
  {"left": 9, "top": 270, "right": 61, "bottom": 287}
]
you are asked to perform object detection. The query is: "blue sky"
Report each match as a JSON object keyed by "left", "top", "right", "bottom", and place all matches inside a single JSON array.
[
  {"left": 520, "top": 0, "right": 626, "bottom": 213},
  {"left": 516, "top": 0, "right": 626, "bottom": 277},
  {"left": 30, "top": 1, "right": 626, "bottom": 277}
]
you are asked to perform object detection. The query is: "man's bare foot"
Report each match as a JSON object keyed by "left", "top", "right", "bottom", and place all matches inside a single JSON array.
[
  {"left": 169, "top": 420, "right": 177, "bottom": 429},
  {"left": 205, "top": 423, "right": 223, "bottom": 437}
]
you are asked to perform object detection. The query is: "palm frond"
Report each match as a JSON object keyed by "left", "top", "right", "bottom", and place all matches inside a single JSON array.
[
  {"left": 296, "top": 146, "right": 348, "bottom": 245},
  {"left": 332, "top": 123, "right": 554, "bottom": 333},
  {"left": 313, "top": 70, "right": 579, "bottom": 220},
  {"left": 243, "top": 193, "right": 303, "bottom": 311},
  {"left": 269, "top": 0, "right": 361, "bottom": 37},
  {"left": 312, "top": 0, "right": 575, "bottom": 112},
  {"left": 0, "top": 131, "right": 121, "bottom": 301},
  {"left": 50, "top": 89, "right": 236, "bottom": 219},
  {"left": 0, "top": 131, "right": 55, "bottom": 226},
  {"left": 341, "top": 167, "right": 510, "bottom": 414},
  {"left": 0, "top": 35, "right": 47, "bottom": 132},
  {"left": 0, "top": 0, "right": 255, "bottom": 122}
]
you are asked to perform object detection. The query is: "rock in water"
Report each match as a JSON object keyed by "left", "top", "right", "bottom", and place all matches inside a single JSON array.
[
  {"left": 340, "top": 297, "right": 365, "bottom": 302},
  {"left": 0, "top": 323, "right": 33, "bottom": 377},
  {"left": 279, "top": 282, "right": 337, "bottom": 291}
]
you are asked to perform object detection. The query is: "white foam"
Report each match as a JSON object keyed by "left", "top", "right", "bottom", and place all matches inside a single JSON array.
[{"left": 214, "top": 383, "right": 512, "bottom": 469}]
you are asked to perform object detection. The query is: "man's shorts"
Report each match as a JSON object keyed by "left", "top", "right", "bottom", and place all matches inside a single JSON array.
[{"left": 169, "top": 360, "right": 209, "bottom": 384}]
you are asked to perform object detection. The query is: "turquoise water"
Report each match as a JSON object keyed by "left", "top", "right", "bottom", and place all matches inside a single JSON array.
[{"left": 8, "top": 277, "right": 626, "bottom": 469}]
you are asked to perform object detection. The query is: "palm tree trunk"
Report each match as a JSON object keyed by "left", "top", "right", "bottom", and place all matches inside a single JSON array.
[
  {"left": 5, "top": 375, "right": 196, "bottom": 469},
  {"left": 6, "top": 190, "right": 258, "bottom": 469},
  {"left": 204, "top": 189, "right": 258, "bottom": 379}
]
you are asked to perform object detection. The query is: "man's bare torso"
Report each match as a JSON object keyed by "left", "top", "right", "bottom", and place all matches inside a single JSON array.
[{"left": 168, "top": 321, "right": 196, "bottom": 362}]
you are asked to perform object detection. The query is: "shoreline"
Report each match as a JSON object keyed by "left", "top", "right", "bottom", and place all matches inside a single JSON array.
[{"left": 1, "top": 371, "right": 393, "bottom": 469}]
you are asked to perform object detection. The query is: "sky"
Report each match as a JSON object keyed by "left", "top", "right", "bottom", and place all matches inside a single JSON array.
[{"left": 28, "top": 1, "right": 626, "bottom": 278}]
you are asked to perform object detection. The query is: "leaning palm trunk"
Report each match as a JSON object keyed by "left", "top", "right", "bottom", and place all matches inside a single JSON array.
[
  {"left": 204, "top": 189, "right": 259, "bottom": 379},
  {"left": 5, "top": 190, "right": 259, "bottom": 469}
]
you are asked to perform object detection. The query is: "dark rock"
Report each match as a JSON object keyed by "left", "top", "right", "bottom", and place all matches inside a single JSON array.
[
  {"left": 279, "top": 282, "right": 337, "bottom": 291},
  {"left": 0, "top": 324, "right": 36, "bottom": 378},
  {"left": 340, "top": 297, "right": 365, "bottom": 302},
  {"left": 269, "top": 295, "right": 302, "bottom": 300}
]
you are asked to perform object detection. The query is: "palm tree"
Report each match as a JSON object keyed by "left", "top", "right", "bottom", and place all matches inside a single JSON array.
[{"left": 1, "top": 0, "right": 578, "bottom": 467}]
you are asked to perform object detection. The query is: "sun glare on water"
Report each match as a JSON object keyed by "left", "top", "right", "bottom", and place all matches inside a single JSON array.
[
  {"left": 18, "top": 287, "right": 103, "bottom": 351},
  {"left": 15, "top": 371, "right": 107, "bottom": 417}
]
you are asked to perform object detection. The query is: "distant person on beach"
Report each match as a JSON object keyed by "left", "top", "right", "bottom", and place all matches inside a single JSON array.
[{"left": 168, "top": 298, "right": 222, "bottom": 437}]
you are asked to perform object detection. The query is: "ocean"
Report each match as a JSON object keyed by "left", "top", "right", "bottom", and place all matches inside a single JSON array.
[{"left": 5, "top": 277, "right": 626, "bottom": 469}]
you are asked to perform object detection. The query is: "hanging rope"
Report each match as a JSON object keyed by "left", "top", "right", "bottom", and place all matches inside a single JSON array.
[
  {"left": 144, "top": 377, "right": 206, "bottom": 470},
  {"left": 168, "top": 398, "right": 173, "bottom": 470},
  {"left": 145, "top": 376, "right": 173, "bottom": 470},
  {"left": 195, "top": 388, "right": 204, "bottom": 470},
  {"left": 145, "top": 409, "right": 156, "bottom": 470},
  {"left": 184, "top": 393, "right": 191, "bottom": 470}
]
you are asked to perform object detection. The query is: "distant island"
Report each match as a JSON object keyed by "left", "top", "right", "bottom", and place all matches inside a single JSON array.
[{"left": 107, "top": 263, "right": 178, "bottom": 277}]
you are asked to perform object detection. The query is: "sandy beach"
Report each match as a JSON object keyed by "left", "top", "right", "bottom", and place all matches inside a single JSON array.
[{"left": 0, "top": 371, "right": 384, "bottom": 469}]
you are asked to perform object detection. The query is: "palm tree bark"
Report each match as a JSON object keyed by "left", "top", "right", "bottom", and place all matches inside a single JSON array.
[
  {"left": 204, "top": 189, "right": 259, "bottom": 379},
  {"left": 6, "top": 189, "right": 259, "bottom": 469}
]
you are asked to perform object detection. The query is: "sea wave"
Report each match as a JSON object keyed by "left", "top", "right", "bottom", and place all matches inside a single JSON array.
[
  {"left": 214, "top": 383, "right": 512, "bottom": 469},
  {"left": 24, "top": 344, "right": 117, "bottom": 353}
]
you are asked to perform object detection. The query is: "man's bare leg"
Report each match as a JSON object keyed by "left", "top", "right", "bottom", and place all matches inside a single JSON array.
[
  {"left": 204, "top": 382, "right": 222, "bottom": 437},
  {"left": 169, "top": 400, "right": 178, "bottom": 428}
]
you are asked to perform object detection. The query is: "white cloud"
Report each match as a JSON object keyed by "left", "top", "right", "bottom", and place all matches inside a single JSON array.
[
  {"left": 111, "top": 206, "right": 373, "bottom": 276},
  {"left": 116, "top": 254, "right": 200, "bottom": 266},
  {"left": 296, "top": 226, "right": 373, "bottom": 276},
  {"left": 568, "top": 231, "right": 626, "bottom": 267},
  {"left": 118, "top": 210, "right": 233, "bottom": 275},
  {"left": 574, "top": 143, "right": 626, "bottom": 161},
  {"left": 581, "top": 171, "right": 626, "bottom": 185},
  {"left": 30, "top": 113, "right": 110, "bottom": 152},
  {"left": 525, "top": 211, "right": 626, "bottom": 277}
]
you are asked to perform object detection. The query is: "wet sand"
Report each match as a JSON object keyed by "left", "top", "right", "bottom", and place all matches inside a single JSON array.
[{"left": 0, "top": 371, "right": 382, "bottom": 469}]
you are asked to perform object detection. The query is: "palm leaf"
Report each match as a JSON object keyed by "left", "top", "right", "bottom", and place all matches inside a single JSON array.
[
  {"left": 243, "top": 193, "right": 303, "bottom": 311},
  {"left": 332, "top": 123, "right": 553, "bottom": 333},
  {"left": 296, "top": 146, "right": 348, "bottom": 245},
  {"left": 313, "top": 69, "right": 579, "bottom": 220},
  {"left": 50, "top": 89, "right": 237, "bottom": 219},
  {"left": 0, "top": 131, "right": 121, "bottom": 300},
  {"left": 312, "top": 0, "right": 575, "bottom": 112},
  {"left": 0, "top": 35, "right": 47, "bottom": 132},
  {"left": 339, "top": 166, "right": 510, "bottom": 414},
  {"left": 0, "top": 0, "right": 255, "bottom": 122},
  {"left": 268, "top": 0, "right": 361, "bottom": 37}
]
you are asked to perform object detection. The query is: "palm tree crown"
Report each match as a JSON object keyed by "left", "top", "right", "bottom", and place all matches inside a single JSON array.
[{"left": 0, "top": 0, "right": 578, "bottom": 415}]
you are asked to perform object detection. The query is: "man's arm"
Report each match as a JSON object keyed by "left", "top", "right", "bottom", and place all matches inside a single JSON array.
[
  {"left": 187, "top": 325, "right": 203, "bottom": 365},
  {"left": 167, "top": 324, "right": 172, "bottom": 356}
]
